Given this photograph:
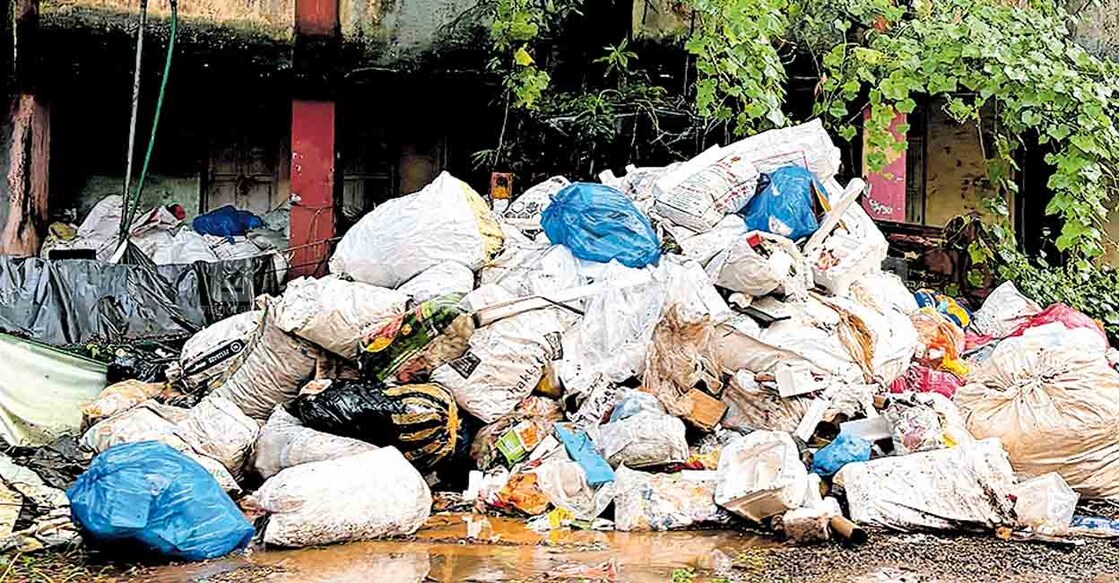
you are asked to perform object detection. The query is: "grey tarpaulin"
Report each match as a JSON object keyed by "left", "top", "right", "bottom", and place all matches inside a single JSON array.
[{"left": 0, "top": 244, "right": 281, "bottom": 346}]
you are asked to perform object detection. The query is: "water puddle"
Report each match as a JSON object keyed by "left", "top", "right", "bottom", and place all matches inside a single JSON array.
[{"left": 142, "top": 513, "right": 774, "bottom": 582}]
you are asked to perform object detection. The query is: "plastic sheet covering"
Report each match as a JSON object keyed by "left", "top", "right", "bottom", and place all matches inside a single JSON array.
[
  {"left": 0, "top": 243, "right": 280, "bottom": 346},
  {"left": 0, "top": 334, "right": 107, "bottom": 446},
  {"left": 67, "top": 441, "right": 253, "bottom": 561}
]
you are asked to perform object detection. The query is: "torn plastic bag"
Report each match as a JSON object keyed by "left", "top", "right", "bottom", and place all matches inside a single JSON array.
[
  {"left": 720, "top": 371, "right": 811, "bottom": 434},
  {"left": 0, "top": 244, "right": 279, "bottom": 346},
  {"left": 253, "top": 406, "right": 376, "bottom": 480},
  {"left": 614, "top": 466, "right": 732, "bottom": 531},
  {"left": 501, "top": 176, "right": 570, "bottom": 237},
  {"left": 396, "top": 261, "right": 476, "bottom": 303},
  {"left": 1007, "top": 303, "right": 1106, "bottom": 343},
  {"left": 955, "top": 343, "right": 1119, "bottom": 498},
  {"left": 212, "top": 304, "right": 320, "bottom": 421},
  {"left": 329, "top": 172, "right": 504, "bottom": 287},
  {"left": 674, "top": 214, "right": 748, "bottom": 267},
  {"left": 272, "top": 276, "right": 409, "bottom": 359},
  {"left": 971, "top": 281, "right": 1042, "bottom": 339},
  {"left": 291, "top": 379, "right": 459, "bottom": 471},
  {"left": 599, "top": 164, "right": 673, "bottom": 215},
  {"left": 883, "top": 399, "right": 946, "bottom": 455},
  {"left": 0, "top": 334, "right": 107, "bottom": 447},
  {"left": 597, "top": 411, "right": 688, "bottom": 469},
  {"left": 557, "top": 263, "right": 665, "bottom": 398},
  {"left": 245, "top": 447, "right": 431, "bottom": 547},
  {"left": 541, "top": 182, "right": 661, "bottom": 268},
  {"left": 889, "top": 364, "right": 962, "bottom": 399},
  {"left": 714, "top": 431, "right": 809, "bottom": 522},
  {"left": 80, "top": 380, "right": 163, "bottom": 430},
  {"left": 643, "top": 306, "right": 723, "bottom": 417},
  {"left": 739, "top": 165, "right": 826, "bottom": 241},
  {"left": 431, "top": 285, "right": 563, "bottom": 423},
  {"left": 847, "top": 270, "right": 919, "bottom": 315},
  {"left": 807, "top": 206, "right": 889, "bottom": 297},
  {"left": 652, "top": 148, "right": 760, "bottom": 232},
  {"left": 555, "top": 424, "right": 614, "bottom": 487},
  {"left": 706, "top": 231, "right": 811, "bottom": 298},
  {"left": 175, "top": 310, "right": 262, "bottom": 393},
  {"left": 359, "top": 293, "right": 473, "bottom": 384},
  {"left": 67, "top": 441, "right": 253, "bottom": 561},
  {"left": 834, "top": 439, "right": 1016, "bottom": 532}
]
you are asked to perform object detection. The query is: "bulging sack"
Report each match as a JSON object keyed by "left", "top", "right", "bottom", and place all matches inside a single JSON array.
[
  {"left": 67, "top": 441, "right": 253, "bottom": 561},
  {"left": 597, "top": 411, "right": 688, "bottom": 469},
  {"left": 614, "top": 466, "right": 731, "bottom": 531},
  {"left": 173, "top": 395, "right": 260, "bottom": 475},
  {"left": 955, "top": 343, "right": 1119, "bottom": 498},
  {"left": 246, "top": 447, "right": 431, "bottom": 547},
  {"left": 432, "top": 285, "right": 563, "bottom": 423},
  {"left": 176, "top": 310, "right": 262, "bottom": 393},
  {"left": 359, "top": 293, "right": 474, "bottom": 384},
  {"left": 396, "top": 261, "right": 476, "bottom": 303},
  {"left": 541, "top": 183, "right": 661, "bottom": 268},
  {"left": 272, "top": 276, "right": 409, "bottom": 359},
  {"left": 329, "top": 172, "right": 504, "bottom": 287},
  {"left": 253, "top": 406, "right": 376, "bottom": 480},
  {"left": 212, "top": 304, "right": 320, "bottom": 421},
  {"left": 652, "top": 149, "right": 760, "bottom": 232},
  {"left": 502, "top": 176, "right": 570, "bottom": 237}
]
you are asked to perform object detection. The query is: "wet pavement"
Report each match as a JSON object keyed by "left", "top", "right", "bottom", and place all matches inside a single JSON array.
[{"left": 138, "top": 514, "right": 769, "bottom": 582}]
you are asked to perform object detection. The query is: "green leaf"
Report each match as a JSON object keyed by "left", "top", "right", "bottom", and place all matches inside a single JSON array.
[{"left": 513, "top": 46, "right": 534, "bottom": 67}]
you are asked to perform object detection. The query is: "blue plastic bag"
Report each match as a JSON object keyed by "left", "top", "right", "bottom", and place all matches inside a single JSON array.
[
  {"left": 811, "top": 433, "right": 871, "bottom": 477},
  {"left": 541, "top": 183, "right": 661, "bottom": 268},
  {"left": 192, "top": 205, "right": 264, "bottom": 238},
  {"left": 68, "top": 441, "right": 254, "bottom": 561},
  {"left": 555, "top": 424, "right": 615, "bottom": 487},
  {"left": 740, "top": 165, "right": 825, "bottom": 241}
]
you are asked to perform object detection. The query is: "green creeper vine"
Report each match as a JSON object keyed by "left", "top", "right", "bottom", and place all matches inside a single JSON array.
[{"left": 488, "top": 0, "right": 554, "bottom": 109}]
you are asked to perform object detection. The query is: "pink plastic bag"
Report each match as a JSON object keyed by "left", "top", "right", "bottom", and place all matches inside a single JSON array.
[
  {"left": 889, "top": 364, "right": 962, "bottom": 399},
  {"left": 1008, "top": 304, "right": 1105, "bottom": 341}
]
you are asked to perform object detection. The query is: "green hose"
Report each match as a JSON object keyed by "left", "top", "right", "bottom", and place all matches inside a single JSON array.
[{"left": 120, "top": 0, "right": 178, "bottom": 238}]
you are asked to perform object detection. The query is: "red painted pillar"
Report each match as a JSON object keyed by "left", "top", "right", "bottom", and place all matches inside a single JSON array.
[
  {"left": 861, "top": 108, "right": 907, "bottom": 223},
  {"left": 289, "top": 0, "right": 339, "bottom": 277}
]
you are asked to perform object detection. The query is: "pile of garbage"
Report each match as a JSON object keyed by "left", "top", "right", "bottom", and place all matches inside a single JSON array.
[{"left": 8, "top": 119, "right": 1119, "bottom": 560}]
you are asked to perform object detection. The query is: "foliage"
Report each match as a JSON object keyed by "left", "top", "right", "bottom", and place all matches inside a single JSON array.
[
  {"left": 486, "top": 0, "right": 582, "bottom": 109},
  {"left": 815, "top": 0, "right": 1119, "bottom": 262}
]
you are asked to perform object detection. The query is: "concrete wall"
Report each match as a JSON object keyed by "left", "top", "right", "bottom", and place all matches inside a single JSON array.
[
  {"left": 921, "top": 105, "right": 998, "bottom": 228},
  {"left": 1072, "top": 0, "right": 1119, "bottom": 59},
  {"left": 74, "top": 175, "right": 201, "bottom": 219}
]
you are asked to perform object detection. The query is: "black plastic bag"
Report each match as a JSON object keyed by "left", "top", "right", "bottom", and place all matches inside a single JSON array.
[{"left": 290, "top": 380, "right": 461, "bottom": 472}]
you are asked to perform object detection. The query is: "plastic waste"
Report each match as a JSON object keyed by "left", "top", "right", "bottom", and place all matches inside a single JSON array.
[
  {"left": 555, "top": 425, "right": 614, "bottom": 487},
  {"left": 211, "top": 305, "right": 320, "bottom": 421},
  {"left": 245, "top": 447, "right": 431, "bottom": 547},
  {"left": 811, "top": 433, "right": 871, "bottom": 477},
  {"left": 191, "top": 206, "right": 264, "bottom": 239},
  {"left": 740, "top": 165, "right": 825, "bottom": 241},
  {"left": 1012, "top": 473, "right": 1079, "bottom": 535},
  {"left": 652, "top": 148, "right": 760, "bottom": 232},
  {"left": 883, "top": 399, "right": 946, "bottom": 455},
  {"left": 597, "top": 411, "right": 689, "bottom": 469},
  {"left": 609, "top": 390, "right": 664, "bottom": 423},
  {"left": 1007, "top": 303, "right": 1106, "bottom": 342},
  {"left": 614, "top": 467, "right": 732, "bottom": 531},
  {"left": 359, "top": 293, "right": 473, "bottom": 384},
  {"left": 540, "top": 182, "right": 661, "bottom": 268},
  {"left": 431, "top": 285, "right": 563, "bottom": 423},
  {"left": 532, "top": 457, "right": 615, "bottom": 521},
  {"left": 706, "top": 231, "right": 812, "bottom": 298},
  {"left": 805, "top": 200, "right": 888, "bottom": 296},
  {"left": 396, "top": 261, "right": 476, "bottom": 303},
  {"left": 502, "top": 176, "right": 570, "bottom": 236},
  {"left": 291, "top": 379, "right": 460, "bottom": 472},
  {"left": 252, "top": 406, "right": 376, "bottom": 480},
  {"left": 889, "top": 364, "right": 962, "bottom": 399},
  {"left": 272, "top": 276, "right": 409, "bottom": 359},
  {"left": 970, "top": 281, "right": 1043, "bottom": 338},
  {"left": 714, "top": 431, "right": 808, "bottom": 522},
  {"left": 67, "top": 441, "right": 253, "bottom": 561},
  {"left": 913, "top": 289, "right": 973, "bottom": 330},
  {"left": 835, "top": 439, "right": 1016, "bottom": 532},
  {"left": 329, "top": 172, "right": 504, "bottom": 287},
  {"left": 956, "top": 343, "right": 1119, "bottom": 498},
  {"left": 175, "top": 311, "right": 261, "bottom": 392},
  {"left": 494, "top": 471, "right": 551, "bottom": 516},
  {"left": 471, "top": 397, "right": 564, "bottom": 470}
]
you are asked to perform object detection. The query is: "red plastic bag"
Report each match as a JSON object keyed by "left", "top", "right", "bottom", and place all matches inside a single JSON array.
[
  {"left": 889, "top": 364, "right": 962, "bottom": 399},
  {"left": 1008, "top": 303, "right": 1105, "bottom": 341}
]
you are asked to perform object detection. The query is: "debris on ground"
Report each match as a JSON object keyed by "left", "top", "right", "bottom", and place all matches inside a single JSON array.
[{"left": 1, "top": 119, "right": 1117, "bottom": 575}]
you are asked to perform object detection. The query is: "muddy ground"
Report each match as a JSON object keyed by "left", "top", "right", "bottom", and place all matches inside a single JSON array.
[{"left": 4, "top": 513, "right": 1119, "bottom": 582}]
